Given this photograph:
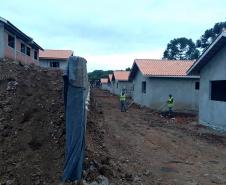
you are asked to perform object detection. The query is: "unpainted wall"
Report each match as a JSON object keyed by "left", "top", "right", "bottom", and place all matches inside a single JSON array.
[
  {"left": 101, "top": 83, "right": 108, "bottom": 91},
  {"left": 39, "top": 59, "right": 68, "bottom": 70},
  {"left": 132, "top": 70, "right": 199, "bottom": 112},
  {"left": 3, "top": 29, "right": 39, "bottom": 65},
  {"left": 112, "top": 80, "right": 133, "bottom": 96},
  {"left": 199, "top": 45, "right": 226, "bottom": 130}
]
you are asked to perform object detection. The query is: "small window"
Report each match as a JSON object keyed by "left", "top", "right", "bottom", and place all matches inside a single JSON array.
[
  {"left": 34, "top": 51, "right": 38, "bottom": 60},
  {"left": 8, "top": 34, "right": 15, "bottom": 48},
  {"left": 142, "top": 81, "right": 146, "bottom": 93},
  {"left": 211, "top": 80, "right": 226, "bottom": 102},
  {"left": 21, "top": 43, "right": 26, "bottom": 53},
  {"left": 195, "top": 82, "right": 200, "bottom": 90},
  {"left": 26, "top": 47, "right": 30, "bottom": 56},
  {"left": 50, "top": 61, "right": 59, "bottom": 68}
]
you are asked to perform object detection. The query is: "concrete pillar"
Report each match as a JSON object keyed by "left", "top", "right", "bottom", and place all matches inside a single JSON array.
[
  {"left": 0, "top": 23, "right": 4, "bottom": 59},
  {"left": 62, "top": 56, "right": 88, "bottom": 181}
]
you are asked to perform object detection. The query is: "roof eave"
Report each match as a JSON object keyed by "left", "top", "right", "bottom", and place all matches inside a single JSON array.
[
  {"left": 128, "top": 60, "right": 139, "bottom": 80},
  {"left": 39, "top": 57, "right": 68, "bottom": 60},
  {"left": 117, "top": 80, "right": 129, "bottom": 82},
  {"left": 143, "top": 74, "right": 200, "bottom": 79},
  {"left": 188, "top": 32, "right": 226, "bottom": 74},
  {"left": 0, "top": 17, "right": 43, "bottom": 50},
  {"left": 31, "top": 42, "right": 43, "bottom": 50}
]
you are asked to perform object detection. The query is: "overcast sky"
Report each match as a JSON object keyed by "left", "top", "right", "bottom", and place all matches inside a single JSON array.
[{"left": 1, "top": 0, "right": 226, "bottom": 71}]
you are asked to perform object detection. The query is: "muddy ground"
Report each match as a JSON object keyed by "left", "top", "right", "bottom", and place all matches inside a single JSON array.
[
  {"left": 1, "top": 61, "right": 226, "bottom": 185},
  {"left": 91, "top": 88, "right": 226, "bottom": 185}
]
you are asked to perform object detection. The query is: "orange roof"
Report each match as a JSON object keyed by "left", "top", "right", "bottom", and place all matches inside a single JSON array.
[
  {"left": 109, "top": 74, "right": 113, "bottom": 82},
  {"left": 134, "top": 59, "right": 194, "bottom": 77},
  {"left": 39, "top": 49, "right": 73, "bottom": 59},
  {"left": 100, "top": 78, "right": 108, "bottom": 84},
  {"left": 113, "top": 71, "right": 130, "bottom": 81}
]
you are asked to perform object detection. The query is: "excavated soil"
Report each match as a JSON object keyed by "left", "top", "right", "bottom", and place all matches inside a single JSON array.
[
  {"left": 0, "top": 60, "right": 106, "bottom": 185},
  {"left": 0, "top": 60, "right": 114, "bottom": 185},
  {"left": 0, "top": 60, "right": 65, "bottom": 184},
  {"left": 1, "top": 60, "right": 226, "bottom": 185}
]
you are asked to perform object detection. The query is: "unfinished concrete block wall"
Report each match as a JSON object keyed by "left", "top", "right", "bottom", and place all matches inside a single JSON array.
[
  {"left": 101, "top": 83, "right": 108, "bottom": 90},
  {"left": 199, "top": 45, "right": 226, "bottom": 130},
  {"left": 39, "top": 59, "right": 68, "bottom": 70},
  {"left": 110, "top": 82, "right": 114, "bottom": 94},
  {"left": 132, "top": 70, "right": 199, "bottom": 112},
  {"left": 112, "top": 80, "right": 133, "bottom": 96},
  {"left": 132, "top": 71, "right": 147, "bottom": 106},
  {"left": 4, "top": 30, "right": 15, "bottom": 60},
  {"left": 3, "top": 29, "right": 39, "bottom": 65},
  {"left": 150, "top": 78, "right": 199, "bottom": 111}
]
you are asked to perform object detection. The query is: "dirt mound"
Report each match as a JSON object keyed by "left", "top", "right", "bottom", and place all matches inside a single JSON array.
[
  {"left": 0, "top": 61, "right": 113, "bottom": 185},
  {"left": 0, "top": 60, "right": 65, "bottom": 184}
]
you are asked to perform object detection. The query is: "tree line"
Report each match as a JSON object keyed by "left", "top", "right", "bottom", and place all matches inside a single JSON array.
[
  {"left": 89, "top": 21, "right": 226, "bottom": 81},
  {"left": 163, "top": 21, "right": 226, "bottom": 60}
]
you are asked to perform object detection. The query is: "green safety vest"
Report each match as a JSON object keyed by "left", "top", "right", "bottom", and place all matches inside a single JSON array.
[
  {"left": 168, "top": 97, "right": 174, "bottom": 107},
  {"left": 120, "top": 93, "right": 126, "bottom": 101}
]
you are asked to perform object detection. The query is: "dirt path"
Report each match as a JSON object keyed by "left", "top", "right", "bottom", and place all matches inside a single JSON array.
[{"left": 92, "top": 88, "right": 226, "bottom": 185}]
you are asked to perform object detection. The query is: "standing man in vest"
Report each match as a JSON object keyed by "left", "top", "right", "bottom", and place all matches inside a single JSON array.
[
  {"left": 167, "top": 94, "right": 174, "bottom": 117},
  {"left": 120, "top": 89, "right": 126, "bottom": 112}
]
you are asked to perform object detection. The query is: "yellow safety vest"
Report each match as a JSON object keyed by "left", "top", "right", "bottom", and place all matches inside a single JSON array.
[
  {"left": 120, "top": 93, "right": 126, "bottom": 101},
  {"left": 168, "top": 97, "right": 174, "bottom": 107}
]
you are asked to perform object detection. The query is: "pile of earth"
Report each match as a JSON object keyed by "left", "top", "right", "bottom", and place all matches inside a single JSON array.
[
  {"left": 0, "top": 60, "right": 65, "bottom": 184},
  {"left": 0, "top": 60, "right": 117, "bottom": 185}
]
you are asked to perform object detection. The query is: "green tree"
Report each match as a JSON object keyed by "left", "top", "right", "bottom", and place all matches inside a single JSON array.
[
  {"left": 125, "top": 67, "right": 131, "bottom": 71},
  {"left": 88, "top": 70, "right": 113, "bottom": 81},
  {"left": 196, "top": 21, "right": 226, "bottom": 52},
  {"left": 163, "top": 37, "right": 199, "bottom": 60}
]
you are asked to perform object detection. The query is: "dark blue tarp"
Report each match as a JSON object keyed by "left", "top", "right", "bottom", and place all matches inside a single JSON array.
[{"left": 62, "top": 56, "right": 87, "bottom": 182}]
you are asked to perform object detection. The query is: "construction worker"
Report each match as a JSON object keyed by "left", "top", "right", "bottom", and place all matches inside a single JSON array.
[
  {"left": 167, "top": 94, "right": 174, "bottom": 117},
  {"left": 120, "top": 90, "right": 126, "bottom": 112}
]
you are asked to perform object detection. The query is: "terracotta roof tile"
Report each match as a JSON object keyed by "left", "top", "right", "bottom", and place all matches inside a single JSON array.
[
  {"left": 100, "top": 78, "right": 108, "bottom": 83},
  {"left": 135, "top": 59, "right": 194, "bottom": 77},
  {"left": 39, "top": 49, "right": 73, "bottom": 59},
  {"left": 113, "top": 71, "right": 130, "bottom": 81}
]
